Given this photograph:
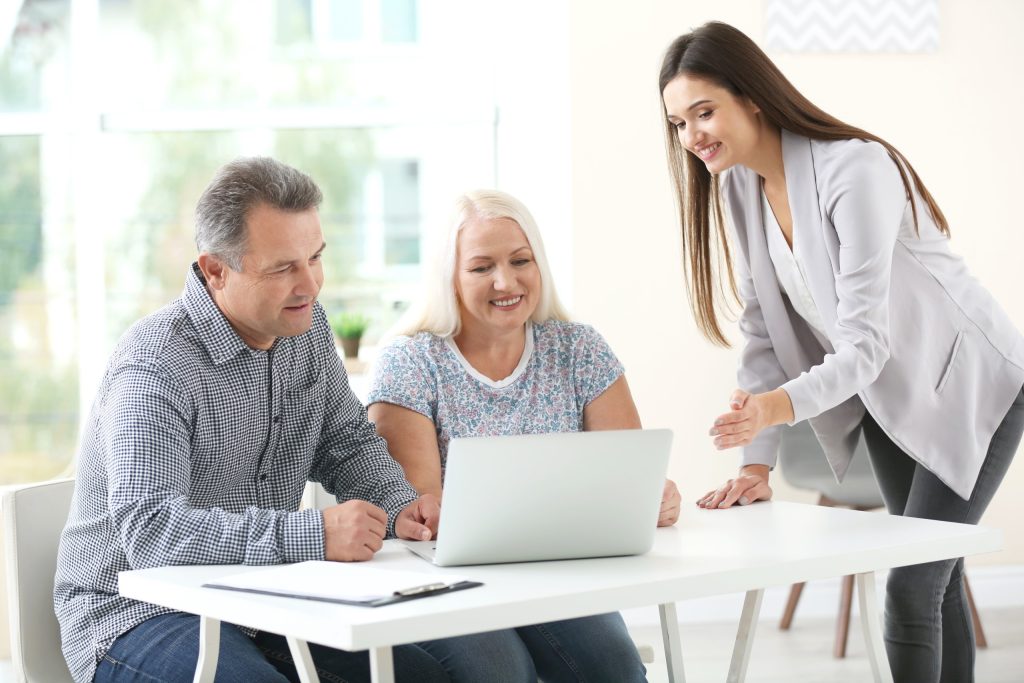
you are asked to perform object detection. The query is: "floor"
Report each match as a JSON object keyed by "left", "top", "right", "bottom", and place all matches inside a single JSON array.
[{"left": 628, "top": 607, "right": 1024, "bottom": 683}]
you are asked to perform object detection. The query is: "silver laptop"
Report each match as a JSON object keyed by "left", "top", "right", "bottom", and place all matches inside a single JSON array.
[{"left": 402, "top": 428, "right": 672, "bottom": 566}]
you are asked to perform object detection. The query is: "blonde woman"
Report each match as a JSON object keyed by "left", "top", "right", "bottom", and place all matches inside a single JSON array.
[{"left": 367, "top": 189, "right": 679, "bottom": 682}]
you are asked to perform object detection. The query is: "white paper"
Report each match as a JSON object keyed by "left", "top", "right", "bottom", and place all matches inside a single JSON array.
[{"left": 208, "top": 561, "right": 467, "bottom": 602}]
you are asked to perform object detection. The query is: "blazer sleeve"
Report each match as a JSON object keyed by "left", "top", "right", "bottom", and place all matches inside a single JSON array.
[{"left": 781, "top": 143, "right": 908, "bottom": 423}]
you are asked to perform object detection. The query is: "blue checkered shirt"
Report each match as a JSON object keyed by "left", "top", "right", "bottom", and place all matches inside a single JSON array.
[{"left": 54, "top": 263, "right": 418, "bottom": 682}]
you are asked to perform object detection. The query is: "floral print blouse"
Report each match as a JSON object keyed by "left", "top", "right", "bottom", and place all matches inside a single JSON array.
[{"left": 367, "top": 320, "right": 624, "bottom": 478}]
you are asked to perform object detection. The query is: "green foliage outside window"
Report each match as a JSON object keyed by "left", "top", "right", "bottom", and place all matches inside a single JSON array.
[{"left": 0, "top": 136, "right": 78, "bottom": 483}]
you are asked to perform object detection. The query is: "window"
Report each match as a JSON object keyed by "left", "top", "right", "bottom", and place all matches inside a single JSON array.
[{"left": 0, "top": 0, "right": 498, "bottom": 484}]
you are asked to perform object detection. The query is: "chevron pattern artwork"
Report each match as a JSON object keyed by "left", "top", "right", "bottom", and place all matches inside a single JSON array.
[{"left": 765, "top": 0, "right": 939, "bottom": 53}]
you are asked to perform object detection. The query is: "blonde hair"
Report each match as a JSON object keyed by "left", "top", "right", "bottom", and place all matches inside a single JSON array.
[{"left": 392, "top": 189, "right": 571, "bottom": 338}]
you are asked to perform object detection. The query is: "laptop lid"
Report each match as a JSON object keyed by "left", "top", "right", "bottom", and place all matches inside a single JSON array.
[{"left": 427, "top": 428, "right": 672, "bottom": 566}]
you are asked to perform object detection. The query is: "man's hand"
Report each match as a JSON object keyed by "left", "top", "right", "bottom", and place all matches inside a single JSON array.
[
  {"left": 395, "top": 494, "right": 441, "bottom": 541},
  {"left": 696, "top": 464, "right": 773, "bottom": 510},
  {"left": 659, "top": 479, "right": 682, "bottom": 527},
  {"left": 323, "top": 500, "right": 388, "bottom": 562}
]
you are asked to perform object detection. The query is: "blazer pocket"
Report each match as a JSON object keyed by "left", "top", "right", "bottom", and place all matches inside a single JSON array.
[{"left": 936, "top": 330, "right": 965, "bottom": 394}]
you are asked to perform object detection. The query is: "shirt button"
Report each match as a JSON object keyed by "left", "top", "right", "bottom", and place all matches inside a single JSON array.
[
  {"left": 273, "top": 415, "right": 281, "bottom": 423},
  {"left": 259, "top": 473, "right": 269, "bottom": 482}
]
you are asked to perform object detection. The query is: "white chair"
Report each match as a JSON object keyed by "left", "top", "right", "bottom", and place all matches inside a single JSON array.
[{"left": 2, "top": 478, "right": 75, "bottom": 682}]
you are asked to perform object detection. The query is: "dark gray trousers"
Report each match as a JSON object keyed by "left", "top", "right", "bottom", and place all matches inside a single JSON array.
[{"left": 862, "top": 387, "right": 1024, "bottom": 683}]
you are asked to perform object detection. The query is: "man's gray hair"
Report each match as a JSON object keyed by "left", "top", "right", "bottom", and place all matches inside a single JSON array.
[{"left": 195, "top": 157, "right": 323, "bottom": 270}]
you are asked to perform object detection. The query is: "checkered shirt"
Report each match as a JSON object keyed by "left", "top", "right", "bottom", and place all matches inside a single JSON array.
[{"left": 53, "top": 263, "right": 418, "bottom": 683}]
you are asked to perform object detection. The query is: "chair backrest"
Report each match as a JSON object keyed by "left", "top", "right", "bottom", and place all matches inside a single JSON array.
[
  {"left": 777, "top": 422, "right": 884, "bottom": 509},
  {"left": 2, "top": 479, "right": 75, "bottom": 683}
]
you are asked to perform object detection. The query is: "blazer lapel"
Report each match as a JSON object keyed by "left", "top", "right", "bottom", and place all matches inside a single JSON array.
[
  {"left": 781, "top": 130, "right": 840, "bottom": 335},
  {"left": 726, "top": 164, "right": 819, "bottom": 380}
]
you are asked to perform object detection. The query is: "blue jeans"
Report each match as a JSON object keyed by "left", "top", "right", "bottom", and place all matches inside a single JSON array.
[
  {"left": 418, "top": 612, "right": 647, "bottom": 682},
  {"left": 862, "top": 387, "right": 1024, "bottom": 683},
  {"left": 94, "top": 611, "right": 645, "bottom": 682},
  {"left": 93, "top": 612, "right": 450, "bottom": 682}
]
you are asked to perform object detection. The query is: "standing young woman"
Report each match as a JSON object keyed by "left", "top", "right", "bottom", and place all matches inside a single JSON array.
[{"left": 659, "top": 21, "right": 1024, "bottom": 682}]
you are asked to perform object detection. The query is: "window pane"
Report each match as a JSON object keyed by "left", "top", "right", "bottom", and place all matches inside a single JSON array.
[
  {"left": 275, "top": 0, "right": 313, "bottom": 45},
  {"left": 0, "top": 135, "right": 78, "bottom": 484},
  {"left": 381, "top": 0, "right": 417, "bottom": 43},
  {"left": 98, "top": 0, "right": 468, "bottom": 111},
  {"left": 327, "top": 0, "right": 363, "bottom": 42},
  {"left": 382, "top": 159, "right": 419, "bottom": 265},
  {"left": 0, "top": 1, "right": 71, "bottom": 113},
  {"left": 98, "top": 131, "right": 247, "bottom": 341},
  {"left": 99, "top": 0, "right": 269, "bottom": 110}
]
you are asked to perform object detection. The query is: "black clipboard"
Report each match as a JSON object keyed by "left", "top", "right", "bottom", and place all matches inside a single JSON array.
[{"left": 203, "top": 579, "right": 483, "bottom": 607}]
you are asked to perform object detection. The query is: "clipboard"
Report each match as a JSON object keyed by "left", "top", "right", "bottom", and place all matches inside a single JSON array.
[
  {"left": 203, "top": 561, "right": 483, "bottom": 608},
  {"left": 206, "top": 578, "right": 483, "bottom": 607}
]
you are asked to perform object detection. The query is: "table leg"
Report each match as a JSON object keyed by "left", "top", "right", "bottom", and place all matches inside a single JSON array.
[
  {"left": 369, "top": 645, "right": 396, "bottom": 683},
  {"left": 856, "top": 571, "right": 895, "bottom": 683},
  {"left": 727, "top": 588, "right": 764, "bottom": 683},
  {"left": 193, "top": 615, "right": 220, "bottom": 683},
  {"left": 286, "top": 636, "right": 320, "bottom": 683},
  {"left": 658, "top": 602, "right": 686, "bottom": 683}
]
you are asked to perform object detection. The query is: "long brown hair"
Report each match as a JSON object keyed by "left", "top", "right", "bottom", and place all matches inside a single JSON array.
[{"left": 660, "top": 21, "right": 948, "bottom": 347}]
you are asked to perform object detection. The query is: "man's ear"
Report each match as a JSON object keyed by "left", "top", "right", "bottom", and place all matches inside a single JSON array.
[{"left": 197, "top": 253, "right": 228, "bottom": 290}]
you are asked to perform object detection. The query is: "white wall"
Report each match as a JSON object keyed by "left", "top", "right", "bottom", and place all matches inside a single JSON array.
[
  {"left": 492, "top": 0, "right": 574, "bottom": 305},
  {"left": 567, "top": 0, "right": 1024, "bottom": 565}
]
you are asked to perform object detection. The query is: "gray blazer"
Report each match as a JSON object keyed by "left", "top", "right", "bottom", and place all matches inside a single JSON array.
[{"left": 721, "top": 129, "right": 1024, "bottom": 499}]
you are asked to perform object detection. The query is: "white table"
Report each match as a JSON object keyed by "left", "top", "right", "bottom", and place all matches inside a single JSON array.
[{"left": 118, "top": 501, "right": 1001, "bottom": 683}]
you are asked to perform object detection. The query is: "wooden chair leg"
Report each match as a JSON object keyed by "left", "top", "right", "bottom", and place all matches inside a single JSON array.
[
  {"left": 834, "top": 574, "right": 855, "bottom": 658},
  {"left": 964, "top": 575, "right": 987, "bottom": 649},
  {"left": 780, "top": 582, "right": 805, "bottom": 630}
]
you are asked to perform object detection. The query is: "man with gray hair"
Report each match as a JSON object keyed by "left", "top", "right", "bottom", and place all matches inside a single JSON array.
[{"left": 54, "top": 158, "right": 468, "bottom": 682}]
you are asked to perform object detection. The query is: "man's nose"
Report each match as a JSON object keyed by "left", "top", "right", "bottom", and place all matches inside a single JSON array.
[{"left": 295, "top": 263, "right": 320, "bottom": 297}]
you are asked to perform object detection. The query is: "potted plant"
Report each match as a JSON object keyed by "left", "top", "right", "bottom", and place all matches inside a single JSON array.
[{"left": 330, "top": 311, "right": 370, "bottom": 359}]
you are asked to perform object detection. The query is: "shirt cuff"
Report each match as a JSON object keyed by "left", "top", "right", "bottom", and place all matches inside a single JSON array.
[
  {"left": 281, "top": 508, "right": 326, "bottom": 562},
  {"left": 379, "top": 484, "right": 419, "bottom": 538}
]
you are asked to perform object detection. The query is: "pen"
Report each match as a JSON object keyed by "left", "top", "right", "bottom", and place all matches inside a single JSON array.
[{"left": 394, "top": 582, "right": 448, "bottom": 597}]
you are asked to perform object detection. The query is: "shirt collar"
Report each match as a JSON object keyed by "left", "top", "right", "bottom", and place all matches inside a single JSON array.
[{"left": 182, "top": 262, "right": 257, "bottom": 365}]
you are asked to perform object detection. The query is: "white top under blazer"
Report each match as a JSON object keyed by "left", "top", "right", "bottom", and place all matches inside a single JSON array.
[
  {"left": 721, "top": 130, "right": 1024, "bottom": 499},
  {"left": 762, "top": 188, "right": 830, "bottom": 346}
]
